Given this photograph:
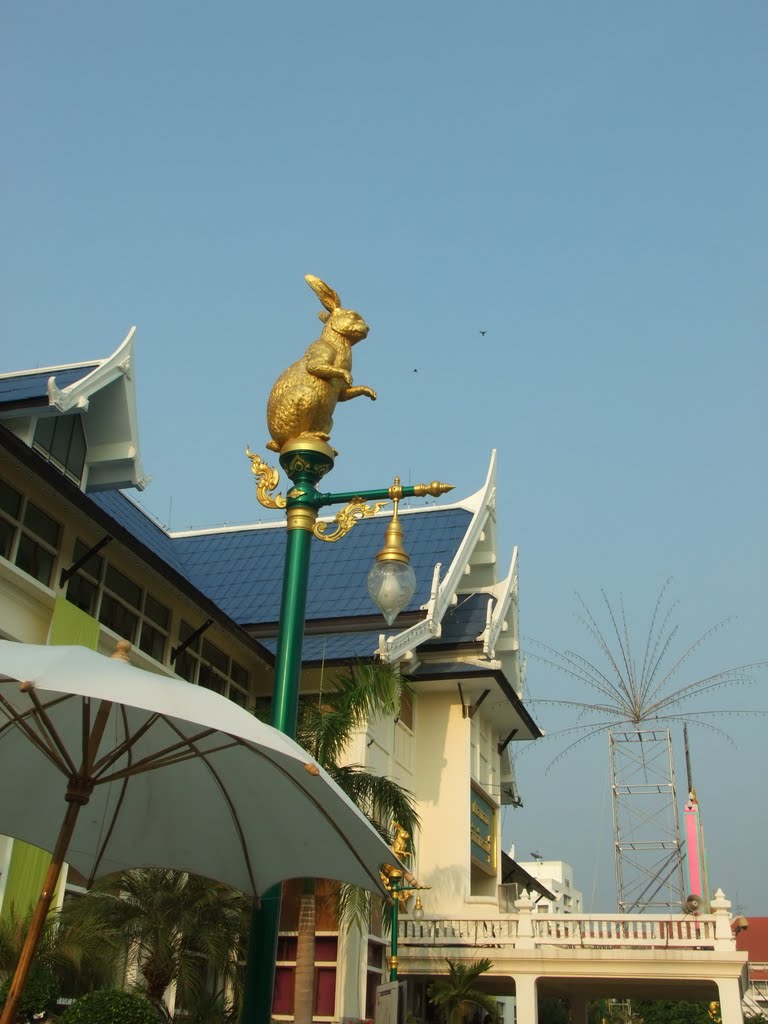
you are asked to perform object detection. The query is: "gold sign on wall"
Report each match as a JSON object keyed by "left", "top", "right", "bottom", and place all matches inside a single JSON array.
[{"left": 470, "top": 783, "right": 497, "bottom": 875}]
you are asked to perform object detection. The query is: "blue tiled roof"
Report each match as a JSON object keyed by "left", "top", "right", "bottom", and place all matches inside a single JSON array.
[
  {"left": 259, "top": 629, "right": 395, "bottom": 661},
  {"left": 0, "top": 366, "right": 99, "bottom": 405},
  {"left": 411, "top": 659, "right": 492, "bottom": 677},
  {"left": 85, "top": 489, "right": 472, "bottom": 629},
  {"left": 425, "top": 592, "right": 493, "bottom": 646},
  {"left": 89, "top": 491, "right": 192, "bottom": 580},
  {"left": 174, "top": 507, "right": 471, "bottom": 626}
]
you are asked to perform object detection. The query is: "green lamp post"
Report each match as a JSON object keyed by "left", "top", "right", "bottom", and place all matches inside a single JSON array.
[
  {"left": 240, "top": 274, "right": 451, "bottom": 1024},
  {"left": 383, "top": 868, "right": 427, "bottom": 982}
]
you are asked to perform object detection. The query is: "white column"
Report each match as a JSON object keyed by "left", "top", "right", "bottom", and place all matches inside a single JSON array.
[
  {"left": 711, "top": 889, "right": 736, "bottom": 951},
  {"left": 514, "top": 975, "right": 538, "bottom": 1024},
  {"left": 717, "top": 976, "right": 744, "bottom": 1024}
]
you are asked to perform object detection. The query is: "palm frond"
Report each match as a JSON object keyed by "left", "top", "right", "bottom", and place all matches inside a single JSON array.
[{"left": 328, "top": 763, "right": 420, "bottom": 836}]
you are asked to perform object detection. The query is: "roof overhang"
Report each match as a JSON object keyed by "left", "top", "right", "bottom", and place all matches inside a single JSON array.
[
  {"left": 0, "top": 329, "right": 148, "bottom": 492},
  {"left": 404, "top": 660, "right": 542, "bottom": 740},
  {"left": 500, "top": 850, "right": 557, "bottom": 901},
  {"left": 0, "top": 424, "right": 271, "bottom": 667}
]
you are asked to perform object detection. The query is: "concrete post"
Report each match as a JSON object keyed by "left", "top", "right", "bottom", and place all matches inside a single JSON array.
[
  {"left": 716, "top": 975, "right": 744, "bottom": 1024},
  {"left": 514, "top": 893, "right": 535, "bottom": 950},
  {"left": 711, "top": 888, "right": 736, "bottom": 951},
  {"left": 514, "top": 974, "right": 538, "bottom": 1024}
]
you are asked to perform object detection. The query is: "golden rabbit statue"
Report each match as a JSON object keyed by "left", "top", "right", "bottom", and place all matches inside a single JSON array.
[{"left": 266, "top": 275, "right": 377, "bottom": 453}]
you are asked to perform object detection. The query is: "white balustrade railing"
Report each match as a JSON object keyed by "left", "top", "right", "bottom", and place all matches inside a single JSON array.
[
  {"left": 400, "top": 918, "right": 518, "bottom": 946},
  {"left": 531, "top": 913, "right": 717, "bottom": 948},
  {"left": 399, "top": 913, "right": 720, "bottom": 952}
]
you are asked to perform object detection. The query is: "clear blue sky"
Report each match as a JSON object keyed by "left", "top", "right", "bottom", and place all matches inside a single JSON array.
[{"left": 2, "top": 1, "right": 766, "bottom": 913}]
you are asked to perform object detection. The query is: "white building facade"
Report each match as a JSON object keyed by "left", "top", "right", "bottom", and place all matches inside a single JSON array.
[{"left": 512, "top": 857, "right": 584, "bottom": 915}]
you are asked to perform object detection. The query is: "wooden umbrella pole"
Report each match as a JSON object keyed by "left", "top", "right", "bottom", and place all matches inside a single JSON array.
[
  {"left": 0, "top": 685, "right": 112, "bottom": 1024},
  {"left": 0, "top": 793, "right": 86, "bottom": 1024}
]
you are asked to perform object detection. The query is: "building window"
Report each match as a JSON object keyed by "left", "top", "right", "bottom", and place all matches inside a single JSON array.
[
  {"left": 272, "top": 967, "right": 295, "bottom": 1016},
  {"left": 365, "top": 939, "right": 386, "bottom": 1018},
  {"left": 33, "top": 414, "right": 87, "bottom": 484},
  {"left": 398, "top": 691, "right": 413, "bottom": 730},
  {"left": 0, "top": 479, "right": 61, "bottom": 586},
  {"left": 174, "top": 620, "right": 250, "bottom": 707},
  {"left": 315, "top": 967, "right": 336, "bottom": 1016},
  {"left": 66, "top": 539, "right": 171, "bottom": 662},
  {"left": 272, "top": 935, "right": 338, "bottom": 1019}
]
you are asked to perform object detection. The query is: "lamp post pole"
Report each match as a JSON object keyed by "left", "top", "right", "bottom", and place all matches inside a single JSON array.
[
  {"left": 241, "top": 439, "right": 450, "bottom": 1024},
  {"left": 383, "top": 870, "right": 427, "bottom": 984},
  {"left": 387, "top": 869, "right": 404, "bottom": 982}
]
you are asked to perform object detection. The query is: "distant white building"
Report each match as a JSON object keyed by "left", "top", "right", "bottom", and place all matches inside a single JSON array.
[{"left": 512, "top": 852, "right": 584, "bottom": 914}]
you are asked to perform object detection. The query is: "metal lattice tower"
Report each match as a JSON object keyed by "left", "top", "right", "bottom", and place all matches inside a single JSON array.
[{"left": 610, "top": 728, "right": 685, "bottom": 913}]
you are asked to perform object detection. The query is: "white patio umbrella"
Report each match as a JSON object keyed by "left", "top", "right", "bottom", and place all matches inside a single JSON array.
[{"left": 0, "top": 639, "right": 398, "bottom": 1024}]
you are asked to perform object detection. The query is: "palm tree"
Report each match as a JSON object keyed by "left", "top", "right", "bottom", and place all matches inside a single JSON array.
[
  {"left": 0, "top": 901, "right": 117, "bottom": 998},
  {"left": 57, "top": 868, "right": 249, "bottom": 1018},
  {"left": 427, "top": 958, "right": 498, "bottom": 1024},
  {"left": 290, "top": 661, "right": 420, "bottom": 1024}
]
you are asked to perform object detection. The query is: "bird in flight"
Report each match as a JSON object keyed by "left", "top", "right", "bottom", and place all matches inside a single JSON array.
[{"left": 479, "top": 330, "right": 487, "bottom": 336}]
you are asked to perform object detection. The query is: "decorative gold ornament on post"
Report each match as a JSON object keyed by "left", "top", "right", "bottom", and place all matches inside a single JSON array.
[
  {"left": 243, "top": 276, "right": 449, "bottom": 1024},
  {"left": 266, "top": 275, "right": 377, "bottom": 456},
  {"left": 380, "top": 821, "right": 430, "bottom": 983}
]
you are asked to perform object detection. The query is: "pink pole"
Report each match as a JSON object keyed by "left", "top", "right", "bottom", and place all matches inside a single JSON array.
[{"left": 684, "top": 790, "right": 703, "bottom": 897}]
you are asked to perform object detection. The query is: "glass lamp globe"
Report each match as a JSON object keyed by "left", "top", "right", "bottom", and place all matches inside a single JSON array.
[
  {"left": 368, "top": 491, "right": 416, "bottom": 625},
  {"left": 368, "top": 558, "right": 416, "bottom": 626}
]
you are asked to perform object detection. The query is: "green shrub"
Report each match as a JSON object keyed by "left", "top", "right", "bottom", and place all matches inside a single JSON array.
[
  {"left": 0, "top": 964, "right": 59, "bottom": 1022},
  {"left": 59, "top": 989, "right": 159, "bottom": 1024}
]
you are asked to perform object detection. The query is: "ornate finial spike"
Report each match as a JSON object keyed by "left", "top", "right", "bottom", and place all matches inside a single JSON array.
[
  {"left": 246, "top": 447, "right": 287, "bottom": 510},
  {"left": 413, "top": 481, "right": 454, "bottom": 498},
  {"left": 112, "top": 640, "right": 132, "bottom": 662}
]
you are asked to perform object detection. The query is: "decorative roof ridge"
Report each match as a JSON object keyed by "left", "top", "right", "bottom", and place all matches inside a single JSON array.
[
  {"left": 378, "top": 450, "right": 498, "bottom": 665},
  {"left": 0, "top": 358, "right": 101, "bottom": 381},
  {"left": 171, "top": 518, "right": 290, "bottom": 538},
  {"left": 47, "top": 327, "right": 135, "bottom": 413},
  {"left": 480, "top": 546, "right": 519, "bottom": 660}
]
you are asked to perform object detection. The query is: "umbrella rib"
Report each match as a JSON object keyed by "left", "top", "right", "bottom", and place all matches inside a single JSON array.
[
  {"left": 81, "top": 697, "right": 90, "bottom": 772},
  {"left": 0, "top": 693, "right": 71, "bottom": 777},
  {"left": 89, "top": 724, "right": 224, "bottom": 782},
  {"left": 87, "top": 705, "right": 133, "bottom": 886},
  {"left": 90, "top": 712, "right": 162, "bottom": 775},
  {"left": 95, "top": 738, "right": 241, "bottom": 784},
  {"left": 115, "top": 712, "right": 262, "bottom": 897},
  {"left": 275, "top": 768, "right": 388, "bottom": 894},
  {"left": 156, "top": 715, "right": 258, "bottom": 895},
  {"left": 19, "top": 687, "right": 79, "bottom": 777}
]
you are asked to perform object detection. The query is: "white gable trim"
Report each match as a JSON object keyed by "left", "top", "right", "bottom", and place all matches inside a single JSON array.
[
  {"left": 480, "top": 546, "right": 519, "bottom": 660},
  {"left": 47, "top": 327, "right": 136, "bottom": 412},
  {"left": 378, "top": 451, "right": 498, "bottom": 665}
]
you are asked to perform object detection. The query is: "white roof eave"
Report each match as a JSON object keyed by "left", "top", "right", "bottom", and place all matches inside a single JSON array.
[{"left": 49, "top": 328, "right": 149, "bottom": 491}]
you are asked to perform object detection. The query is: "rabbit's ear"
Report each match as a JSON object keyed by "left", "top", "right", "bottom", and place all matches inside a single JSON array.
[{"left": 305, "top": 274, "right": 341, "bottom": 311}]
